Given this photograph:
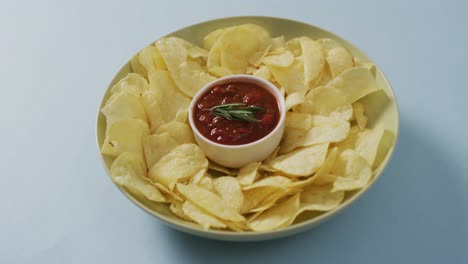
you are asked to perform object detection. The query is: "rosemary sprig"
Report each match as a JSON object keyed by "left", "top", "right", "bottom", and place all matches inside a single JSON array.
[{"left": 210, "top": 103, "right": 264, "bottom": 122}]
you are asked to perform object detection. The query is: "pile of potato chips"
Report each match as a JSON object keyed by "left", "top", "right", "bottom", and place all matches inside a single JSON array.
[{"left": 100, "top": 24, "right": 388, "bottom": 232}]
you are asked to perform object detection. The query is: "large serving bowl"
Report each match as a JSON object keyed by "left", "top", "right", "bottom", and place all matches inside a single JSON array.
[{"left": 96, "top": 16, "right": 399, "bottom": 241}]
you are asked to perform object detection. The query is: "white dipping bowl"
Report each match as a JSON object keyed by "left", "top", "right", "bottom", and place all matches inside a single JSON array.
[{"left": 188, "top": 74, "right": 286, "bottom": 168}]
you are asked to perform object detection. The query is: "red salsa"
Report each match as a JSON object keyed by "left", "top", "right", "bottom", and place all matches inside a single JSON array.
[{"left": 193, "top": 82, "right": 280, "bottom": 145}]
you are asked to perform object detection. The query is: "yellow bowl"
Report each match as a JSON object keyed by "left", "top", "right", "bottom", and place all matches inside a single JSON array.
[{"left": 96, "top": 16, "right": 399, "bottom": 241}]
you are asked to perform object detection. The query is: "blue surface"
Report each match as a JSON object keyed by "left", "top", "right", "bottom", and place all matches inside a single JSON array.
[{"left": 0, "top": 0, "right": 466, "bottom": 263}]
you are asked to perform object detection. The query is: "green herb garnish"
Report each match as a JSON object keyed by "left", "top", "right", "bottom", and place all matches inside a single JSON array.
[{"left": 210, "top": 103, "right": 264, "bottom": 122}]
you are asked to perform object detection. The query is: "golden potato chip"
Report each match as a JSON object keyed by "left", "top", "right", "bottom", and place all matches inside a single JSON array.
[
  {"left": 175, "top": 108, "right": 188, "bottom": 123},
  {"left": 300, "top": 37, "right": 325, "bottom": 87},
  {"left": 182, "top": 201, "right": 227, "bottom": 229},
  {"left": 313, "top": 147, "right": 339, "bottom": 185},
  {"left": 241, "top": 187, "right": 281, "bottom": 214},
  {"left": 285, "top": 92, "right": 305, "bottom": 111},
  {"left": 262, "top": 51, "right": 294, "bottom": 67},
  {"left": 267, "top": 57, "right": 306, "bottom": 95},
  {"left": 329, "top": 103, "right": 353, "bottom": 121},
  {"left": 203, "top": 28, "right": 228, "bottom": 50},
  {"left": 328, "top": 67, "right": 380, "bottom": 103},
  {"left": 337, "top": 126, "right": 384, "bottom": 166},
  {"left": 154, "top": 121, "right": 195, "bottom": 145},
  {"left": 297, "top": 85, "right": 347, "bottom": 114},
  {"left": 110, "top": 73, "right": 150, "bottom": 96},
  {"left": 213, "top": 176, "right": 244, "bottom": 212},
  {"left": 327, "top": 47, "right": 354, "bottom": 78},
  {"left": 248, "top": 194, "right": 300, "bottom": 231},
  {"left": 111, "top": 152, "right": 165, "bottom": 202},
  {"left": 316, "top": 38, "right": 342, "bottom": 51},
  {"left": 208, "top": 162, "right": 236, "bottom": 176},
  {"left": 285, "top": 112, "right": 312, "bottom": 131},
  {"left": 101, "top": 91, "right": 147, "bottom": 129},
  {"left": 149, "top": 144, "right": 208, "bottom": 190},
  {"left": 138, "top": 46, "right": 167, "bottom": 76},
  {"left": 170, "top": 200, "right": 192, "bottom": 221},
  {"left": 176, "top": 183, "right": 245, "bottom": 222},
  {"left": 286, "top": 37, "right": 302, "bottom": 56},
  {"left": 101, "top": 118, "right": 149, "bottom": 158},
  {"left": 217, "top": 24, "right": 271, "bottom": 73},
  {"left": 269, "top": 36, "right": 285, "bottom": 54},
  {"left": 250, "top": 188, "right": 301, "bottom": 214},
  {"left": 331, "top": 149, "right": 372, "bottom": 192},
  {"left": 243, "top": 176, "right": 292, "bottom": 190},
  {"left": 208, "top": 66, "right": 232, "bottom": 77},
  {"left": 130, "top": 54, "right": 148, "bottom": 78},
  {"left": 154, "top": 182, "right": 183, "bottom": 201},
  {"left": 237, "top": 162, "right": 261, "bottom": 186},
  {"left": 253, "top": 65, "right": 272, "bottom": 81},
  {"left": 190, "top": 169, "right": 206, "bottom": 185},
  {"left": 352, "top": 102, "right": 368, "bottom": 130},
  {"left": 259, "top": 147, "right": 280, "bottom": 172},
  {"left": 198, "top": 173, "right": 216, "bottom": 193},
  {"left": 280, "top": 116, "right": 349, "bottom": 154},
  {"left": 143, "top": 132, "right": 179, "bottom": 168},
  {"left": 271, "top": 144, "right": 329, "bottom": 176},
  {"left": 299, "top": 185, "right": 344, "bottom": 212},
  {"left": 142, "top": 71, "right": 191, "bottom": 131},
  {"left": 155, "top": 37, "right": 215, "bottom": 97},
  {"left": 188, "top": 45, "right": 209, "bottom": 60}
]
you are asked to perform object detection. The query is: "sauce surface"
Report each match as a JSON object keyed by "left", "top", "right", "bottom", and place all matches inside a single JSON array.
[{"left": 193, "top": 82, "right": 280, "bottom": 145}]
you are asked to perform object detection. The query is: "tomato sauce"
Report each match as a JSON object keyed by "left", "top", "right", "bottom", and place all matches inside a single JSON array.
[{"left": 193, "top": 82, "right": 280, "bottom": 145}]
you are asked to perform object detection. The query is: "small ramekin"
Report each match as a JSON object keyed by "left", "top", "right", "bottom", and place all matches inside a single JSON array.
[{"left": 188, "top": 74, "right": 286, "bottom": 168}]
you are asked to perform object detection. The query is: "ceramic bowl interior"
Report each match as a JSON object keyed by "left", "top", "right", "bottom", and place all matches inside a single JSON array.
[{"left": 96, "top": 16, "right": 399, "bottom": 241}]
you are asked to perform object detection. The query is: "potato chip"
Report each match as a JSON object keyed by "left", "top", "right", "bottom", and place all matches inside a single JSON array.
[
  {"left": 155, "top": 37, "right": 215, "bottom": 97},
  {"left": 267, "top": 57, "right": 306, "bottom": 95},
  {"left": 142, "top": 71, "right": 191, "bottom": 131},
  {"left": 262, "top": 50, "right": 294, "bottom": 67},
  {"left": 149, "top": 144, "right": 208, "bottom": 190},
  {"left": 190, "top": 169, "right": 206, "bottom": 185},
  {"left": 208, "top": 66, "right": 232, "bottom": 77},
  {"left": 203, "top": 28, "right": 228, "bottom": 50},
  {"left": 101, "top": 118, "right": 149, "bottom": 158},
  {"left": 329, "top": 103, "right": 353, "bottom": 121},
  {"left": 241, "top": 187, "right": 281, "bottom": 214},
  {"left": 259, "top": 147, "right": 280, "bottom": 172},
  {"left": 154, "top": 182, "right": 183, "bottom": 201},
  {"left": 237, "top": 162, "right": 261, "bottom": 186},
  {"left": 177, "top": 183, "right": 245, "bottom": 222},
  {"left": 253, "top": 65, "right": 272, "bottom": 81},
  {"left": 299, "top": 185, "right": 344, "bottom": 212},
  {"left": 271, "top": 144, "right": 329, "bottom": 176},
  {"left": 297, "top": 85, "right": 347, "bottom": 114},
  {"left": 188, "top": 45, "right": 209, "bottom": 60},
  {"left": 174, "top": 108, "right": 188, "bottom": 123},
  {"left": 154, "top": 121, "right": 195, "bottom": 145},
  {"left": 352, "top": 102, "right": 368, "bottom": 130},
  {"left": 286, "top": 38, "right": 302, "bottom": 56},
  {"left": 269, "top": 36, "right": 285, "bottom": 54},
  {"left": 285, "top": 92, "right": 305, "bottom": 111},
  {"left": 213, "top": 176, "right": 244, "bottom": 212},
  {"left": 182, "top": 201, "right": 227, "bottom": 229},
  {"left": 327, "top": 47, "right": 354, "bottom": 78},
  {"left": 285, "top": 112, "right": 312, "bottom": 131},
  {"left": 138, "top": 45, "right": 168, "bottom": 76},
  {"left": 316, "top": 38, "right": 342, "bottom": 52},
  {"left": 300, "top": 37, "right": 325, "bottom": 87},
  {"left": 111, "top": 152, "right": 165, "bottom": 202},
  {"left": 217, "top": 24, "right": 271, "bottom": 73},
  {"left": 243, "top": 176, "right": 292, "bottom": 190},
  {"left": 208, "top": 162, "right": 236, "bottom": 176},
  {"left": 248, "top": 194, "right": 300, "bottom": 231},
  {"left": 280, "top": 116, "right": 349, "bottom": 154},
  {"left": 169, "top": 200, "right": 192, "bottom": 221},
  {"left": 198, "top": 173, "right": 216, "bottom": 193},
  {"left": 337, "top": 126, "right": 384, "bottom": 166},
  {"left": 331, "top": 149, "right": 372, "bottom": 192},
  {"left": 101, "top": 91, "right": 147, "bottom": 129},
  {"left": 313, "top": 147, "right": 339, "bottom": 185},
  {"left": 110, "top": 73, "right": 150, "bottom": 96},
  {"left": 130, "top": 54, "right": 148, "bottom": 78},
  {"left": 143, "top": 132, "right": 179, "bottom": 168}
]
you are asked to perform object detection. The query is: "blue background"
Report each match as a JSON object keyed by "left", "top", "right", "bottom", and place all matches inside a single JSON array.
[{"left": 1, "top": 0, "right": 466, "bottom": 263}]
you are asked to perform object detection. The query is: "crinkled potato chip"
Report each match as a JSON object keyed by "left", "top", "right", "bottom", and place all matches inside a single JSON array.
[
  {"left": 101, "top": 118, "right": 149, "bottom": 158},
  {"left": 237, "top": 162, "right": 261, "bottom": 186},
  {"left": 149, "top": 144, "right": 208, "bottom": 190},
  {"left": 213, "top": 176, "right": 244, "bottom": 212},
  {"left": 143, "top": 132, "right": 179, "bottom": 168},
  {"left": 182, "top": 201, "right": 227, "bottom": 229},
  {"left": 331, "top": 149, "right": 372, "bottom": 192},
  {"left": 111, "top": 152, "right": 165, "bottom": 202},
  {"left": 177, "top": 183, "right": 245, "bottom": 222},
  {"left": 272, "top": 144, "right": 329, "bottom": 176},
  {"left": 248, "top": 194, "right": 300, "bottom": 232},
  {"left": 156, "top": 37, "right": 215, "bottom": 97}
]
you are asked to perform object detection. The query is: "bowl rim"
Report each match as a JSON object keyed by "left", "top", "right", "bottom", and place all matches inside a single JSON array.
[
  {"left": 96, "top": 15, "right": 400, "bottom": 240},
  {"left": 188, "top": 74, "right": 286, "bottom": 149}
]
